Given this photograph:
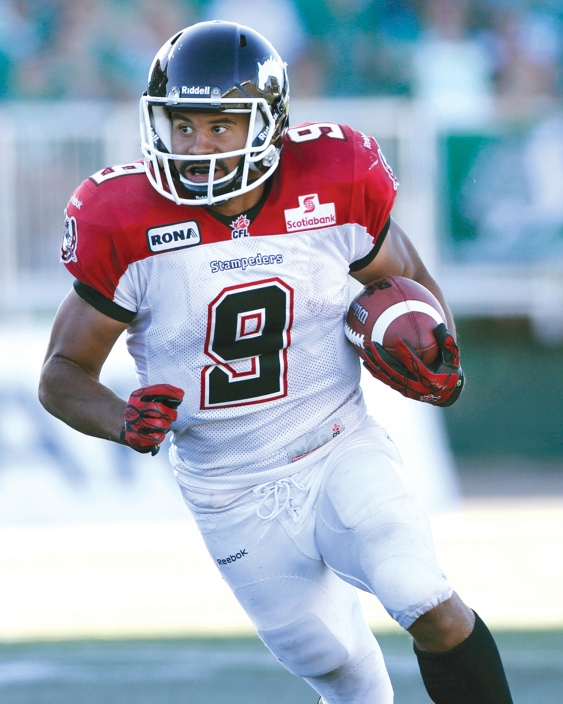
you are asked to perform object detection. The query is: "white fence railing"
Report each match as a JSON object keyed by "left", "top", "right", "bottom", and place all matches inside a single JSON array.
[
  {"left": 0, "top": 101, "right": 139, "bottom": 312},
  {"left": 1, "top": 98, "right": 562, "bottom": 341},
  {"left": 0, "top": 98, "right": 438, "bottom": 315}
]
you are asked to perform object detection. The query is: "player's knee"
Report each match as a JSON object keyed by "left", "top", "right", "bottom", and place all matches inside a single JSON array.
[
  {"left": 257, "top": 612, "right": 349, "bottom": 677},
  {"left": 370, "top": 552, "right": 452, "bottom": 630},
  {"left": 408, "top": 592, "right": 475, "bottom": 650}
]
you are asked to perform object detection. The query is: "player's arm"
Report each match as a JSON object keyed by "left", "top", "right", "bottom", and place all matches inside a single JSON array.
[
  {"left": 350, "top": 217, "right": 456, "bottom": 338},
  {"left": 350, "top": 218, "right": 464, "bottom": 406},
  {"left": 39, "top": 288, "right": 131, "bottom": 442},
  {"left": 39, "top": 289, "right": 184, "bottom": 453}
]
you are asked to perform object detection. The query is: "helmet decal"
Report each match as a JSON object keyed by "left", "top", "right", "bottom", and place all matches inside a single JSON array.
[{"left": 257, "top": 57, "right": 286, "bottom": 93}]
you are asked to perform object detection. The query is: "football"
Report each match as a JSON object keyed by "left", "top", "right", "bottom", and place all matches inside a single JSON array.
[{"left": 344, "top": 276, "right": 446, "bottom": 366}]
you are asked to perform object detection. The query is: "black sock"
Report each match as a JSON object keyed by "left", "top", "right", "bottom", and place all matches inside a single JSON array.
[{"left": 414, "top": 611, "right": 513, "bottom": 704}]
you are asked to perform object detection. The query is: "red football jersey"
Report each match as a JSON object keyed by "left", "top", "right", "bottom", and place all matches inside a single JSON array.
[{"left": 61, "top": 122, "right": 398, "bottom": 488}]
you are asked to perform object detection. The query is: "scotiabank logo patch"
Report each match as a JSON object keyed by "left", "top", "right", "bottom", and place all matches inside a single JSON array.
[
  {"left": 147, "top": 221, "right": 201, "bottom": 252},
  {"left": 284, "top": 194, "right": 336, "bottom": 232}
]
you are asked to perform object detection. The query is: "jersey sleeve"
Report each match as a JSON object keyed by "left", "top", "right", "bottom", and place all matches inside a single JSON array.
[
  {"left": 347, "top": 129, "right": 399, "bottom": 268},
  {"left": 61, "top": 177, "right": 142, "bottom": 319},
  {"left": 72, "top": 280, "right": 136, "bottom": 322},
  {"left": 348, "top": 216, "right": 390, "bottom": 272}
]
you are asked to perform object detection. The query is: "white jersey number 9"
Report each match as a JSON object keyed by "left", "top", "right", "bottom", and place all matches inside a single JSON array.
[{"left": 287, "top": 122, "right": 345, "bottom": 143}]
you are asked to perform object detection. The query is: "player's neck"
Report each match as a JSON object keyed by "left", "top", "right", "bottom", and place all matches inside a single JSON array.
[{"left": 207, "top": 182, "right": 266, "bottom": 217}]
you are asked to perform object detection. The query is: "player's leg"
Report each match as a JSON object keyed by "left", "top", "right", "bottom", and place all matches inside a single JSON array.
[
  {"left": 315, "top": 417, "right": 453, "bottom": 625},
  {"left": 314, "top": 416, "right": 513, "bottom": 703},
  {"left": 181, "top": 482, "right": 393, "bottom": 704},
  {"left": 408, "top": 595, "right": 513, "bottom": 704}
]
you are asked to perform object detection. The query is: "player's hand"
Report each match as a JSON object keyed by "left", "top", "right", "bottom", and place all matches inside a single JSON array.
[
  {"left": 120, "top": 384, "right": 185, "bottom": 455},
  {"left": 360, "top": 323, "right": 464, "bottom": 407}
]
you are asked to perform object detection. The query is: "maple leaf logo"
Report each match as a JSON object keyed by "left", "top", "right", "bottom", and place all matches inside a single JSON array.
[{"left": 231, "top": 214, "right": 250, "bottom": 231}]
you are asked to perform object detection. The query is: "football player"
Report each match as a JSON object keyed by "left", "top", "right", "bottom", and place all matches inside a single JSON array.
[{"left": 39, "top": 21, "right": 513, "bottom": 704}]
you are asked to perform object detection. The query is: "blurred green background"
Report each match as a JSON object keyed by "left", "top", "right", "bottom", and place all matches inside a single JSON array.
[{"left": 446, "top": 317, "right": 563, "bottom": 460}]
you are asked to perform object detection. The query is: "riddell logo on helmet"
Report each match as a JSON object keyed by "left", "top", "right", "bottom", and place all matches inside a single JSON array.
[
  {"left": 284, "top": 194, "right": 336, "bottom": 232},
  {"left": 181, "top": 85, "right": 211, "bottom": 95}
]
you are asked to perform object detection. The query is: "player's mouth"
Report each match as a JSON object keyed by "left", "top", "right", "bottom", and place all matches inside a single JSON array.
[{"left": 181, "top": 160, "right": 227, "bottom": 183}]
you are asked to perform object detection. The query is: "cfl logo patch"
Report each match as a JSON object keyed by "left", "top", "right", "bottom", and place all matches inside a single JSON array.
[{"left": 230, "top": 214, "right": 250, "bottom": 238}]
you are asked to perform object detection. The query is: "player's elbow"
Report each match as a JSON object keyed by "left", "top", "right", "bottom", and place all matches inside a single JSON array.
[
  {"left": 38, "top": 360, "right": 57, "bottom": 415},
  {"left": 38, "top": 355, "right": 72, "bottom": 417}
]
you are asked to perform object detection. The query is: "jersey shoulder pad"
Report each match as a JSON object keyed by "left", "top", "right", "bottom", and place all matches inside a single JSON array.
[
  {"left": 283, "top": 122, "right": 398, "bottom": 190},
  {"left": 61, "top": 161, "right": 150, "bottom": 299},
  {"left": 282, "top": 121, "right": 398, "bottom": 239},
  {"left": 67, "top": 160, "right": 148, "bottom": 216},
  {"left": 87, "top": 161, "right": 146, "bottom": 187},
  {"left": 284, "top": 121, "right": 354, "bottom": 165}
]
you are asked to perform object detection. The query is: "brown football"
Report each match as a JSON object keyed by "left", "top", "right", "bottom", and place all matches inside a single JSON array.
[{"left": 344, "top": 276, "right": 446, "bottom": 366}]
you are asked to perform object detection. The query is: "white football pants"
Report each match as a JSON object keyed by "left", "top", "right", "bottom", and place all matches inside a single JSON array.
[{"left": 180, "top": 416, "right": 452, "bottom": 704}]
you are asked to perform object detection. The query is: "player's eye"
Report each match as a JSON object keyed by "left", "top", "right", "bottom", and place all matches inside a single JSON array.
[
  {"left": 212, "top": 125, "right": 228, "bottom": 134},
  {"left": 179, "top": 124, "right": 193, "bottom": 135}
]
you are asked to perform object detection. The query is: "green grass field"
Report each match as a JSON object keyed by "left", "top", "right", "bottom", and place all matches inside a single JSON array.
[{"left": 1, "top": 630, "right": 562, "bottom": 703}]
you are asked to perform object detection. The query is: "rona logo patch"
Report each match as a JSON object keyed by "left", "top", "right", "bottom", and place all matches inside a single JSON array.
[{"left": 147, "top": 221, "right": 201, "bottom": 252}]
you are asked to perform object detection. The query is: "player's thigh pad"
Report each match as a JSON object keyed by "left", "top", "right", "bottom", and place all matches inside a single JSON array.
[
  {"left": 315, "top": 417, "right": 452, "bottom": 629},
  {"left": 182, "top": 486, "right": 381, "bottom": 679}
]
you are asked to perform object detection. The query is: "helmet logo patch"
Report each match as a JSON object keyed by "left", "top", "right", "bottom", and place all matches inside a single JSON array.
[{"left": 257, "top": 57, "right": 284, "bottom": 92}]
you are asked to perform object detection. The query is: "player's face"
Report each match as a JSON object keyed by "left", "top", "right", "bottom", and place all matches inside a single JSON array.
[{"left": 170, "top": 111, "right": 250, "bottom": 185}]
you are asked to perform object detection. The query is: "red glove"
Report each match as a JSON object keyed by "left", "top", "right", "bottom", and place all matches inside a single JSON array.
[
  {"left": 120, "top": 384, "right": 185, "bottom": 455},
  {"left": 360, "top": 323, "right": 464, "bottom": 407}
]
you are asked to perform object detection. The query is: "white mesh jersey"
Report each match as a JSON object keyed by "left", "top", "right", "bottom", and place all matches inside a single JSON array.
[{"left": 62, "top": 122, "right": 398, "bottom": 489}]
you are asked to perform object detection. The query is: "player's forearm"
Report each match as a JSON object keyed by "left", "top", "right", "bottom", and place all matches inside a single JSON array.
[
  {"left": 38, "top": 355, "right": 126, "bottom": 443},
  {"left": 413, "top": 271, "right": 456, "bottom": 340}
]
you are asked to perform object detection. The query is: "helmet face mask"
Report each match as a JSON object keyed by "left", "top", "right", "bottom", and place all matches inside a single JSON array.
[{"left": 140, "top": 21, "right": 289, "bottom": 206}]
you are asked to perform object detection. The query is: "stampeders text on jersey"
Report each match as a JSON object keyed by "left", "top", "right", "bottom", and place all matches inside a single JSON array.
[{"left": 210, "top": 253, "right": 283, "bottom": 273}]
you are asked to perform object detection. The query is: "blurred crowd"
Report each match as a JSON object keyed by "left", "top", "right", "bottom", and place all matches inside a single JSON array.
[{"left": 0, "top": 0, "right": 561, "bottom": 122}]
